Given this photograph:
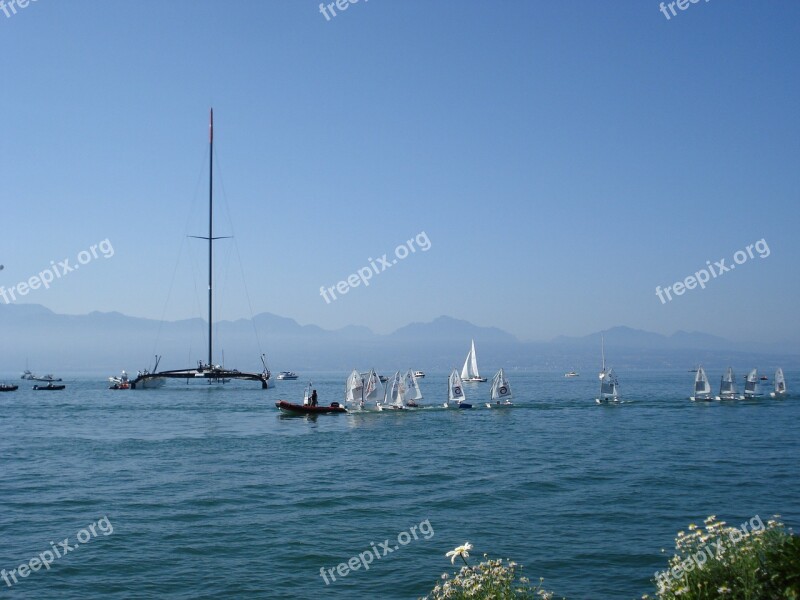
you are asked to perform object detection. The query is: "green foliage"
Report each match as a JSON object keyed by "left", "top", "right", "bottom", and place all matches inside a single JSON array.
[{"left": 644, "top": 515, "right": 799, "bottom": 600}]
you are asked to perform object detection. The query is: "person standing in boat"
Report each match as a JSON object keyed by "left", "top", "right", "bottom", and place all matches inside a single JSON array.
[{"left": 311, "top": 390, "right": 318, "bottom": 406}]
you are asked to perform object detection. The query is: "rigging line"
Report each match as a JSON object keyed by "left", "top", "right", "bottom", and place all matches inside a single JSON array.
[
  {"left": 212, "top": 144, "right": 266, "bottom": 357},
  {"left": 152, "top": 144, "right": 209, "bottom": 361}
]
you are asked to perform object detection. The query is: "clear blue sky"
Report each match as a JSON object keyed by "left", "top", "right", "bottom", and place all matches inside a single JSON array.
[{"left": 1, "top": 0, "right": 798, "bottom": 343}]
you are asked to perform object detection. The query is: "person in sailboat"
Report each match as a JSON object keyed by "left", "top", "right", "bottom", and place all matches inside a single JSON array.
[{"left": 311, "top": 389, "right": 318, "bottom": 407}]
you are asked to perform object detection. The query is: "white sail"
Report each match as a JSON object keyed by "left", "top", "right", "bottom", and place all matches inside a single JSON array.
[
  {"left": 345, "top": 369, "right": 363, "bottom": 405},
  {"left": 404, "top": 369, "right": 423, "bottom": 402},
  {"left": 490, "top": 368, "right": 512, "bottom": 401},
  {"left": 461, "top": 339, "right": 482, "bottom": 380},
  {"left": 364, "top": 369, "right": 384, "bottom": 403},
  {"left": 447, "top": 368, "right": 466, "bottom": 404},
  {"left": 380, "top": 371, "right": 406, "bottom": 409},
  {"left": 743, "top": 368, "right": 760, "bottom": 398},
  {"left": 718, "top": 367, "right": 737, "bottom": 400},
  {"left": 772, "top": 368, "right": 786, "bottom": 397},
  {"left": 598, "top": 367, "right": 619, "bottom": 402},
  {"left": 692, "top": 366, "right": 712, "bottom": 400}
]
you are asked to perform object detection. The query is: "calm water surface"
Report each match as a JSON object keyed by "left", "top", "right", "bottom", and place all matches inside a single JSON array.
[{"left": 1, "top": 370, "right": 798, "bottom": 599}]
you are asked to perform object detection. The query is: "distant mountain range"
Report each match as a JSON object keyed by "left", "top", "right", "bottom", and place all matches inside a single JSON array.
[{"left": 0, "top": 304, "right": 796, "bottom": 374}]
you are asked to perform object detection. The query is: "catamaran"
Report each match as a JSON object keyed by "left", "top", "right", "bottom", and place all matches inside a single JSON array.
[
  {"left": 596, "top": 336, "right": 619, "bottom": 403},
  {"left": 770, "top": 368, "right": 787, "bottom": 398},
  {"left": 404, "top": 369, "right": 423, "bottom": 407},
  {"left": 131, "top": 110, "right": 270, "bottom": 390},
  {"left": 716, "top": 367, "right": 737, "bottom": 401},
  {"left": 741, "top": 368, "right": 762, "bottom": 399},
  {"left": 377, "top": 371, "right": 408, "bottom": 411},
  {"left": 460, "top": 339, "right": 487, "bottom": 382},
  {"left": 486, "top": 368, "right": 513, "bottom": 408},
  {"left": 690, "top": 366, "right": 714, "bottom": 401},
  {"left": 445, "top": 368, "right": 471, "bottom": 409}
]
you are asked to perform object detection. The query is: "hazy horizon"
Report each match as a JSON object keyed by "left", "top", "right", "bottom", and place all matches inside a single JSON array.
[{"left": 2, "top": 2, "right": 798, "bottom": 346}]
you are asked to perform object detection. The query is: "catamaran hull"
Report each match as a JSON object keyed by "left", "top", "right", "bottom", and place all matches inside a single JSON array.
[{"left": 463, "top": 378, "right": 487, "bottom": 383}]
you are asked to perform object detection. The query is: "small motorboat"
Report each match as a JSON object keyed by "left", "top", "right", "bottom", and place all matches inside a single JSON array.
[
  {"left": 33, "top": 383, "right": 66, "bottom": 391},
  {"left": 413, "top": 370, "right": 425, "bottom": 378},
  {"left": 564, "top": 371, "right": 579, "bottom": 378},
  {"left": 109, "top": 370, "right": 131, "bottom": 390},
  {"left": 0, "top": 383, "right": 19, "bottom": 392},
  {"left": 275, "top": 400, "right": 346, "bottom": 415},
  {"left": 276, "top": 371, "right": 299, "bottom": 380}
]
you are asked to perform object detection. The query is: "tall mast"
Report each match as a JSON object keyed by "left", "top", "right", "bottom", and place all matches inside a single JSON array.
[
  {"left": 601, "top": 334, "right": 605, "bottom": 372},
  {"left": 208, "top": 108, "right": 214, "bottom": 367}
]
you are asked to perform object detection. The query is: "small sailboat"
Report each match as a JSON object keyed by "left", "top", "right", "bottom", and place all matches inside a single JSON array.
[
  {"left": 690, "top": 366, "right": 714, "bottom": 401},
  {"left": 486, "top": 368, "right": 512, "bottom": 408},
  {"left": 364, "top": 369, "right": 384, "bottom": 406},
  {"left": 345, "top": 369, "right": 365, "bottom": 410},
  {"left": 445, "top": 368, "right": 471, "bottom": 409},
  {"left": 741, "top": 368, "right": 762, "bottom": 399},
  {"left": 403, "top": 369, "right": 423, "bottom": 407},
  {"left": 377, "top": 371, "right": 408, "bottom": 411},
  {"left": 596, "top": 335, "right": 619, "bottom": 403},
  {"left": 716, "top": 367, "right": 737, "bottom": 401},
  {"left": 770, "top": 368, "right": 787, "bottom": 398},
  {"left": 460, "top": 339, "right": 487, "bottom": 382}
]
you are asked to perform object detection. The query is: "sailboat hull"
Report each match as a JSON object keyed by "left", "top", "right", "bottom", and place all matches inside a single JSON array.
[
  {"left": 595, "top": 398, "right": 620, "bottom": 404},
  {"left": 463, "top": 377, "right": 487, "bottom": 383}
]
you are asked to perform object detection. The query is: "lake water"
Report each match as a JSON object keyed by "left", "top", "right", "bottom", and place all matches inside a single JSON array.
[{"left": 1, "top": 370, "right": 797, "bottom": 599}]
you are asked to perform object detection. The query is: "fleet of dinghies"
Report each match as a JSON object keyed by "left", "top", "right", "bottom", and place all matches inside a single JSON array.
[{"left": 689, "top": 366, "right": 789, "bottom": 401}]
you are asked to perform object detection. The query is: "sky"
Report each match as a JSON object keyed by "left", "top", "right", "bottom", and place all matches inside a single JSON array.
[{"left": 1, "top": 0, "right": 798, "bottom": 344}]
